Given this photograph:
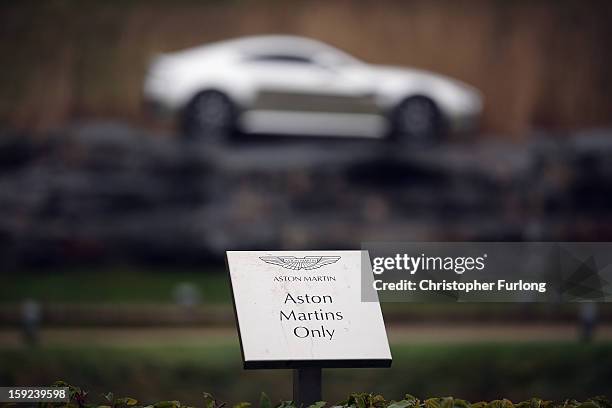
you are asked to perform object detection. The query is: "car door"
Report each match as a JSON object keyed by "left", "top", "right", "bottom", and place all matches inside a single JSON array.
[
  {"left": 237, "top": 52, "right": 384, "bottom": 136},
  {"left": 245, "top": 53, "right": 375, "bottom": 114}
]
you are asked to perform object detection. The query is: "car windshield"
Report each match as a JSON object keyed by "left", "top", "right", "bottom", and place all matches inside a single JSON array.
[{"left": 316, "top": 49, "right": 361, "bottom": 67}]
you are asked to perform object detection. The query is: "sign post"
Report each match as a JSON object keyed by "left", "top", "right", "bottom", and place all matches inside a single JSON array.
[
  {"left": 293, "top": 368, "right": 322, "bottom": 406},
  {"left": 226, "top": 250, "right": 391, "bottom": 406}
]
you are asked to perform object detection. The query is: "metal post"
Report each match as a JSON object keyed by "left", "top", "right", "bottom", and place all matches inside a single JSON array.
[{"left": 293, "top": 368, "right": 322, "bottom": 406}]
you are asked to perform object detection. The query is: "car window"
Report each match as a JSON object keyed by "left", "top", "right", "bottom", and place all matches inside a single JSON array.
[{"left": 246, "top": 54, "right": 315, "bottom": 64}]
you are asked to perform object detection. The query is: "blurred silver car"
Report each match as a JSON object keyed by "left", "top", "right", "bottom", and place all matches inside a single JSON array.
[{"left": 144, "top": 35, "right": 482, "bottom": 142}]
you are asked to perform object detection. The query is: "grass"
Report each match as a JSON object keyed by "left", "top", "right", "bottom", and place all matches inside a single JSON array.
[
  {"left": 0, "top": 341, "right": 610, "bottom": 405},
  {"left": 0, "top": 268, "right": 229, "bottom": 304}
]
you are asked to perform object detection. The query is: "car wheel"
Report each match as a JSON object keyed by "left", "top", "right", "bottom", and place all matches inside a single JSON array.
[
  {"left": 392, "top": 96, "right": 443, "bottom": 143},
  {"left": 181, "top": 90, "right": 235, "bottom": 141}
]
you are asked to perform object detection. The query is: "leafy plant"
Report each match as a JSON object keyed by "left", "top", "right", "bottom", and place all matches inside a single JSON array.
[{"left": 0, "top": 383, "right": 608, "bottom": 408}]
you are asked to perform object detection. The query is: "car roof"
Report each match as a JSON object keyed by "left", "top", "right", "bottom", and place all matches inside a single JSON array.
[
  {"left": 224, "top": 35, "right": 331, "bottom": 54},
  {"left": 164, "top": 35, "right": 358, "bottom": 63}
]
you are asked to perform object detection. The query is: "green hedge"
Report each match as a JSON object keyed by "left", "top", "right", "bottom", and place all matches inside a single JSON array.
[{"left": 6, "top": 383, "right": 610, "bottom": 408}]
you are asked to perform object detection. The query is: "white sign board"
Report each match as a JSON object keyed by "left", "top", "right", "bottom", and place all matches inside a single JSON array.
[{"left": 226, "top": 250, "right": 392, "bottom": 369}]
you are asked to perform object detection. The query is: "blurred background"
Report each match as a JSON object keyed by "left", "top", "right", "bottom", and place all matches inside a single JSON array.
[{"left": 1, "top": 0, "right": 612, "bottom": 406}]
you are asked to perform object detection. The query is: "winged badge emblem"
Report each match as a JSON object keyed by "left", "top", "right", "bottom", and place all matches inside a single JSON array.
[{"left": 259, "top": 255, "right": 341, "bottom": 270}]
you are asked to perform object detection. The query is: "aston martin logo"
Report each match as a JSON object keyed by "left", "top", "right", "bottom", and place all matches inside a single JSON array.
[{"left": 259, "top": 255, "right": 341, "bottom": 270}]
